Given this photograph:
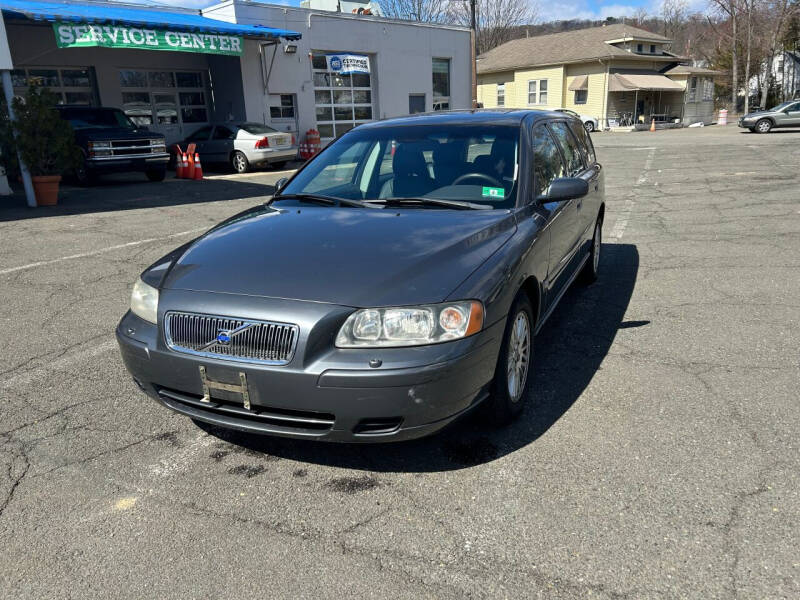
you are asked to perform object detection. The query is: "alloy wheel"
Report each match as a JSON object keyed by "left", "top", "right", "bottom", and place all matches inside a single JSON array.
[
  {"left": 756, "top": 119, "right": 772, "bottom": 133},
  {"left": 506, "top": 311, "right": 530, "bottom": 403}
]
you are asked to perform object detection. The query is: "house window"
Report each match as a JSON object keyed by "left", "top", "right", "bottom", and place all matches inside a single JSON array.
[
  {"left": 270, "top": 94, "right": 296, "bottom": 119},
  {"left": 574, "top": 89, "right": 588, "bottom": 104},
  {"left": 702, "top": 79, "right": 713, "bottom": 101},
  {"left": 432, "top": 58, "right": 450, "bottom": 109},
  {"left": 650, "top": 44, "right": 656, "bottom": 54},
  {"left": 497, "top": 83, "right": 505, "bottom": 107},
  {"left": 637, "top": 43, "right": 643, "bottom": 53},
  {"left": 688, "top": 77, "right": 698, "bottom": 102},
  {"left": 528, "top": 79, "right": 548, "bottom": 104}
]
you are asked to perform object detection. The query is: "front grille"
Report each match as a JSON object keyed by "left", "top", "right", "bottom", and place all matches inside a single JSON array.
[
  {"left": 108, "top": 139, "right": 164, "bottom": 156},
  {"left": 157, "top": 387, "right": 334, "bottom": 433},
  {"left": 164, "top": 311, "right": 299, "bottom": 365}
]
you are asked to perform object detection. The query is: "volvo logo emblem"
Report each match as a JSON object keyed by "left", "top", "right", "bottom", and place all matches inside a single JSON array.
[
  {"left": 216, "top": 330, "right": 232, "bottom": 345},
  {"left": 199, "top": 323, "right": 256, "bottom": 351}
]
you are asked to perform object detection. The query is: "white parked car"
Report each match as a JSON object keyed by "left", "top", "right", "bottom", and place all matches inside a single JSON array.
[
  {"left": 173, "top": 122, "right": 298, "bottom": 173},
  {"left": 555, "top": 109, "right": 599, "bottom": 132}
]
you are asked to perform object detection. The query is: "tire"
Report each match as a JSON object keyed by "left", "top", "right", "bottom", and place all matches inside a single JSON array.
[
  {"left": 145, "top": 168, "right": 166, "bottom": 182},
  {"left": 270, "top": 161, "right": 288, "bottom": 170},
  {"left": 485, "top": 294, "right": 534, "bottom": 424},
  {"left": 754, "top": 118, "right": 772, "bottom": 134},
  {"left": 579, "top": 217, "right": 602, "bottom": 285},
  {"left": 231, "top": 150, "right": 250, "bottom": 174},
  {"left": 584, "top": 120, "right": 595, "bottom": 133},
  {"left": 74, "top": 154, "right": 96, "bottom": 186}
]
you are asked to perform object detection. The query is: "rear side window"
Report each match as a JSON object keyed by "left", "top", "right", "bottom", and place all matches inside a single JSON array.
[
  {"left": 532, "top": 125, "right": 565, "bottom": 198},
  {"left": 568, "top": 120, "right": 596, "bottom": 165},
  {"left": 549, "top": 121, "right": 584, "bottom": 176},
  {"left": 239, "top": 122, "right": 277, "bottom": 134}
]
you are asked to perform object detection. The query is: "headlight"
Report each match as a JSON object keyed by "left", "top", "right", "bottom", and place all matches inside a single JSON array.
[
  {"left": 130, "top": 278, "right": 158, "bottom": 324},
  {"left": 336, "top": 301, "right": 483, "bottom": 348},
  {"left": 88, "top": 141, "right": 111, "bottom": 150}
]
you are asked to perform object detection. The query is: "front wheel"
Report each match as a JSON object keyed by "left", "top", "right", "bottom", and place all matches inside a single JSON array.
[
  {"left": 579, "top": 218, "right": 602, "bottom": 285},
  {"left": 145, "top": 168, "right": 166, "bottom": 182},
  {"left": 485, "top": 294, "right": 534, "bottom": 424},
  {"left": 754, "top": 119, "right": 772, "bottom": 134},
  {"left": 584, "top": 120, "right": 595, "bottom": 133},
  {"left": 231, "top": 151, "right": 250, "bottom": 173}
]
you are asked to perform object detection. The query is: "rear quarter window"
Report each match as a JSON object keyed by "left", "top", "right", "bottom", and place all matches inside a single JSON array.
[{"left": 569, "top": 120, "right": 596, "bottom": 165}]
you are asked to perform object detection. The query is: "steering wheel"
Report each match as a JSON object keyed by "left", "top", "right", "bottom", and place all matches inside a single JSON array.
[{"left": 452, "top": 172, "right": 503, "bottom": 188}]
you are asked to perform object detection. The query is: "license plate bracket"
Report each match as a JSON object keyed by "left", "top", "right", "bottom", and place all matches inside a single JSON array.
[{"left": 199, "top": 365, "right": 251, "bottom": 410}]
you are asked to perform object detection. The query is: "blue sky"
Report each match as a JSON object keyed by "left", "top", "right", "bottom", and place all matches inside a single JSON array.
[{"left": 152, "top": 0, "right": 708, "bottom": 24}]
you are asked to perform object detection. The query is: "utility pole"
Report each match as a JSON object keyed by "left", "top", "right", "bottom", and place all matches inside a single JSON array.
[{"left": 470, "top": 0, "right": 477, "bottom": 107}]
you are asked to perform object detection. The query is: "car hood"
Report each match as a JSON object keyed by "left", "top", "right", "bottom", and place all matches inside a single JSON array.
[
  {"left": 73, "top": 127, "right": 161, "bottom": 141},
  {"left": 743, "top": 110, "right": 773, "bottom": 118},
  {"left": 158, "top": 204, "right": 516, "bottom": 307}
]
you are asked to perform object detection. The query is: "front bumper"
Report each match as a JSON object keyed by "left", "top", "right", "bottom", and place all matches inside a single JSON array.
[
  {"left": 116, "top": 298, "right": 503, "bottom": 443},
  {"left": 738, "top": 118, "right": 756, "bottom": 128},
  {"left": 87, "top": 153, "right": 170, "bottom": 173}
]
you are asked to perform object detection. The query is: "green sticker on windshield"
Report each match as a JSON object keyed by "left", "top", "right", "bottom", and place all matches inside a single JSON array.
[{"left": 482, "top": 186, "right": 504, "bottom": 198}]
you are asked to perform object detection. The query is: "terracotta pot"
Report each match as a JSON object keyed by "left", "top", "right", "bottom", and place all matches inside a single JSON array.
[{"left": 31, "top": 175, "right": 61, "bottom": 206}]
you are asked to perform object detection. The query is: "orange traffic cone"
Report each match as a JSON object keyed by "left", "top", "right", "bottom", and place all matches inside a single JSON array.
[
  {"left": 193, "top": 153, "right": 203, "bottom": 180},
  {"left": 186, "top": 152, "right": 195, "bottom": 180},
  {"left": 181, "top": 152, "right": 189, "bottom": 178},
  {"left": 650, "top": 118, "right": 656, "bottom": 132},
  {"left": 175, "top": 150, "right": 184, "bottom": 178}
]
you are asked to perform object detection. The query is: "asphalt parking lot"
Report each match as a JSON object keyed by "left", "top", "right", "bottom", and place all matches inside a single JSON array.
[{"left": 1, "top": 125, "right": 798, "bottom": 599}]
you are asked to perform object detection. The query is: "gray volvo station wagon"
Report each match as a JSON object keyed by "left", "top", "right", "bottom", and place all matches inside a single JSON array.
[{"left": 117, "top": 110, "right": 605, "bottom": 442}]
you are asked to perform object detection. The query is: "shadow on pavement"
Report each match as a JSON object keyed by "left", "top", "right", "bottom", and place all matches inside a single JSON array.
[
  {"left": 200, "top": 243, "right": 641, "bottom": 472},
  {"left": 0, "top": 176, "right": 276, "bottom": 222}
]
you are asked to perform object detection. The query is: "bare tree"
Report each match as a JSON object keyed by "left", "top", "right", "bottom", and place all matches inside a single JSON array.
[
  {"left": 449, "top": 0, "right": 539, "bottom": 55},
  {"left": 758, "top": 0, "right": 799, "bottom": 106},
  {"left": 378, "top": 0, "right": 452, "bottom": 22},
  {"left": 709, "top": 0, "right": 740, "bottom": 109},
  {"left": 661, "top": 0, "right": 688, "bottom": 39}
]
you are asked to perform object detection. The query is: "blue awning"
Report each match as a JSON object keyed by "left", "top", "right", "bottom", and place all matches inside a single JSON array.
[{"left": 0, "top": 0, "right": 301, "bottom": 40}]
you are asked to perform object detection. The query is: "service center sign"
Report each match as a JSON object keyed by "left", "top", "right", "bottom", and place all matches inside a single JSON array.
[
  {"left": 53, "top": 22, "right": 243, "bottom": 56},
  {"left": 326, "top": 54, "right": 370, "bottom": 75}
]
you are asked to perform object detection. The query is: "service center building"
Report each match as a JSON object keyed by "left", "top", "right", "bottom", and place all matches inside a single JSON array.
[{"left": 1, "top": 0, "right": 472, "bottom": 146}]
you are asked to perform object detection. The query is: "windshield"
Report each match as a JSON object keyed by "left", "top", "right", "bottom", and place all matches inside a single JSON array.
[
  {"left": 768, "top": 101, "right": 795, "bottom": 112},
  {"left": 61, "top": 108, "right": 136, "bottom": 130},
  {"left": 239, "top": 122, "right": 277, "bottom": 134},
  {"left": 281, "top": 124, "right": 520, "bottom": 209}
]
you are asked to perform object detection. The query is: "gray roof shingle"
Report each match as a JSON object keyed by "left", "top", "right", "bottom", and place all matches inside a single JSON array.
[{"left": 476, "top": 24, "right": 673, "bottom": 74}]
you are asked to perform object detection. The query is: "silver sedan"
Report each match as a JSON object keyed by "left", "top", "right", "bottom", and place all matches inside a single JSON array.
[{"left": 176, "top": 122, "right": 298, "bottom": 173}]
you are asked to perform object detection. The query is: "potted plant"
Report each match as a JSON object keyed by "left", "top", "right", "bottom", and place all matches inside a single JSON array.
[{"left": 2, "top": 86, "right": 80, "bottom": 206}]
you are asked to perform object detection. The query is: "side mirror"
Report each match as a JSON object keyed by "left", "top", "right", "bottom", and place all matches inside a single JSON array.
[
  {"left": 543, "top": 177, "right": 589, "bottom": 202},
  {"left": 275, "top": 177, "right": 289, "bottom": 193}
]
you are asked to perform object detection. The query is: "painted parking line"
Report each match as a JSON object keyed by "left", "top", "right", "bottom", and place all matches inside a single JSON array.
[
  {"left": 0, "top": 227, "right": 208, "bottom": 276},
  {"left": 610, "top": 147, "right": 656, "bottom": 241}
]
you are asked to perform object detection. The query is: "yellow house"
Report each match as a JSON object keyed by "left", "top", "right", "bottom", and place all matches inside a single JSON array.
[{"left": 476, "top": 24, "right": 718, "bottom": 128}]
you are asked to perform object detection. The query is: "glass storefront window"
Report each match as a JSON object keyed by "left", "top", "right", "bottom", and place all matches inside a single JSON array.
[
  {"left": 181, "top": 107, "right": 208, "bottom": 123},
  {"left": 175, "top": 72, "right": 202, "bottom": 88},
  {"left": 148, "top": 71, "right": 175, "bottom": 87},
  {"left": 62, "top": 69, "right": 90, "bottom": 87},
  {"left": 13, "top": 66, "right": 96, "bottom": 106},
  {"left": 28, "top": 69, "right": 60, "bottom": 87},
  {"left": 119, "top": 70, "right": 147, "bottom": 87}
]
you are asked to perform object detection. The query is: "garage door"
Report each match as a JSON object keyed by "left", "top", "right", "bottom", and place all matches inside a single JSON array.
[{"left": 311, "top": 52, "right": 374, "bottom": 145}]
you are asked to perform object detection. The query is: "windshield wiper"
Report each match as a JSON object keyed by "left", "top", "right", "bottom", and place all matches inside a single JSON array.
[
  {"left": 367, "top": 197, "right": 492, "bottom": 210},
  {"left": 270, "top": 193, "right": 381, "bottom": 209}
]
